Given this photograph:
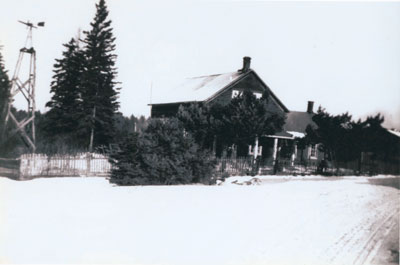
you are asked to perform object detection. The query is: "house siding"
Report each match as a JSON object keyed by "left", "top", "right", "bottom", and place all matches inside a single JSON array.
[
  {"left": 208, "top": 72, "right": 284, "bottom": 115},
  {"left": 151, "top": 102, "right": 192, "bottom": 118}
]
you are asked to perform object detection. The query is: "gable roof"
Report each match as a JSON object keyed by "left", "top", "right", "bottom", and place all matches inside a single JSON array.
[
  {"left": 284, "top": 111, "right": 316, "bottom": 134},
  {"left": 150, "top": 71, "right": 243, "bottom": 105},
  {"left": 150, "top": 69, "right": 289, "bottom": 112}
]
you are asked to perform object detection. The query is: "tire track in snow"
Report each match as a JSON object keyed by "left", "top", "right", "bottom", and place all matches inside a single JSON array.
[
  {"left": 353, "top": 209, "right": 398, "bottom": 265},
  {"left": 322, "top": 195, "right": 398, "bottom": 265}
]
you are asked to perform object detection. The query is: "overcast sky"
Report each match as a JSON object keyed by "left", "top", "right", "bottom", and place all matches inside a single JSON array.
[{"left": 1, "top": 0, "right": 399, "bottom": 129}]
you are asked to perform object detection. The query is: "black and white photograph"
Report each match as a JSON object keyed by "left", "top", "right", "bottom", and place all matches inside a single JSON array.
[{"left": 0, "top": 0, "right": 399, "bottom": 264}]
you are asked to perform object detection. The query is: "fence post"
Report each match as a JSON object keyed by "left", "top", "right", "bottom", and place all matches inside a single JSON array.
[{"left": 86, "top": 153, "right": 91, "bottom": 176}]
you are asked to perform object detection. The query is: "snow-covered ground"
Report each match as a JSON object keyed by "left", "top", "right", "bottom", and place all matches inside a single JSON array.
[{"left": 0, "top": 175, "right": 398, "bottom": 265}]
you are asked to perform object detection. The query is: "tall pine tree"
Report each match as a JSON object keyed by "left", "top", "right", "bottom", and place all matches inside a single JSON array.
[
  {"left": 0, "top": 48, "right": 10, "bottom": 125},
  {"left": 81, "top": 0, "right": 120, "bottom": 151},
  {"left": 0, "top": 47, "right": 11, "bottom": 143},
  {"left": 45, "top": 38, "right": 84, "bottom": 146}
]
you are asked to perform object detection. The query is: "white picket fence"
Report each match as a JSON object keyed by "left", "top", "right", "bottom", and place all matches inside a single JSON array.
[{"left": 19, "top": 152, "right": 111, "bottom": 179}]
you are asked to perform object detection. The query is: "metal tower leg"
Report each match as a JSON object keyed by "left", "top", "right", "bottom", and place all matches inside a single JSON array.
[{"left": 1, "top": 21, "right": 44, "bottom": 153}]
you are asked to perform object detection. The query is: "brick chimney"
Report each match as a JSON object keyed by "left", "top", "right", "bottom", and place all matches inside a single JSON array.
[
  {"left": 307, "top": 101, "right": 314, "bottom": 113},
  {"left": 240, "top": 57, "right": 251, "bottom": 72}
]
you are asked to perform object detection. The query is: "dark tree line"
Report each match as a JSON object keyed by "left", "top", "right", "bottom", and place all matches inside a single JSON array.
[
  {"left": 306, "top": 107, "right": 400, "bottom": 172},
  {"left": 0, "top": 46, "right": 10, "bottom": 126}
]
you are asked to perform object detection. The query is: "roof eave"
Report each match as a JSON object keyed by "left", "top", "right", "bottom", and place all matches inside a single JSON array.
[{"left": 148, "top": 100, "right": 200, "bottom": 106}]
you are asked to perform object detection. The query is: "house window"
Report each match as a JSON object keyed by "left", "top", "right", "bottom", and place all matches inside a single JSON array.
[
  {"left": 248, "top": 145, "right": 262, "bottom": 156},
  {"left": 254, "top": 92, "right": 262, "bottom": 99},
  {"left": 232, "top": 90, "right": 240, "bottom": 98},
  {"left": 232, "top": 89, "right": 262, "bottom": 99},
  {"left": 310, "top": 144, "right": 317, "bottom": 158}
]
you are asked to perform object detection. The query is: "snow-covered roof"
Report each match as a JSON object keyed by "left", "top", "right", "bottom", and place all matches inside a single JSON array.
[
  {"left": 387, "top": 129, "right": 400, "bottom": 138},
  {"left": 150, "top": 71, "right": 244, "bottom": 105},
  {"left": 287, "top": 131, "right": 306, "bottom": 138}
]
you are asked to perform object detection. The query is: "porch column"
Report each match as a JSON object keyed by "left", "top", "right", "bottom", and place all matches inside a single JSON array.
[
  {"left": 253, "top": 136, "right": 259, "bottom": 160},
  {"left": 291, "top": 143, "right": 297, "bottom": 166},
  {"left": 272, "top": 138, "right": 278, "bottom": 165},
  {"left": 232, "top": 144, "right": 237, "bottom": 159}
]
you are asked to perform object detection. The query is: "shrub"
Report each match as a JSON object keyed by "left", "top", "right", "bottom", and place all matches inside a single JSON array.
[
  {"left": 109, "top": 118, "right": 216, "bottom": 185},
  {"left": 108, "top": 132, "right": 148, "bottom": 185}
]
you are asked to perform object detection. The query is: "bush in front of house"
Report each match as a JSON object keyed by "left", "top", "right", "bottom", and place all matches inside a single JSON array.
[{"left": 109, "top": 118, "right": 216, "bottom": 185}]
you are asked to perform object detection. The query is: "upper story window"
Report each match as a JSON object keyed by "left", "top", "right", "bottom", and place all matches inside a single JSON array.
[
  {"left": 254, "top": 92, "right": 262, "bottom": 99},
  {"left": 232, "top": 89, "right": 262, "bottom": 99},
  {"left": 232, "top": 90, "right": 241, "bottom": 98}
]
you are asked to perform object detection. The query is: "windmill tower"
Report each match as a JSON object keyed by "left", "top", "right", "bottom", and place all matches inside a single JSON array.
[{"left": 2, "top": 20, "right": 44, "bottom": 152}]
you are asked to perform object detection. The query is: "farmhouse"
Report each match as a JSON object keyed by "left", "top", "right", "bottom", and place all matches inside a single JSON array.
[{"left": 149, "top": 57, "right": 323, "bottom": 164}]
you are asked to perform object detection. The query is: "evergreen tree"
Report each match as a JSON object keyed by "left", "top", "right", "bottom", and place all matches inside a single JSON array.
[
  {"left": 306, "top": 107, "right": 354, "bottom": 168},
  {"left": 0, "top": 47, "right": 13, "bottom": 155},
  {"left": 177, "top": 92, "right": 286, "bottom": 157},
  {"left": 0, "top": 47, "right": 11, "bottom": 135},
  {"left": 81, "top": 0, "right": 120, "bottom": 151},
  {"left": 114, "top": 113, "right": 136, "bottom": 140},
  {"left": 109, "top": 118, "right": 216, "bottom": 185},
  {"left": 306, "top": 108, "right": 399, "bottom": 174},
  {"left": 177, "top": 103, "right": 217, "bottom": 150},
  {"left": 108, "top": 132, "right": 145, "bottom": 185},
  {"left": 222, "top": 90, "right": 286, "bottom": 157},
  {"left": 44, "top": 38, "right": 84, "bottom": 147},
  {"left": 135, "top": 115, "right": 149, "bottom": 133},
  {"left": 355, "top": 114, "right": 399, "bottom": 159}
]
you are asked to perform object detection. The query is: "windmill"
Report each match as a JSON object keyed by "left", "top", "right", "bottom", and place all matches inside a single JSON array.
[{"left": 2, "top": 20, "right": 44, "bottom": 152}]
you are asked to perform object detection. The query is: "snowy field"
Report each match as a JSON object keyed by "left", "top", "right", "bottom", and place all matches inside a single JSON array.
[{"left": 0, "top": 175, "right": 398, "bottom": 265}]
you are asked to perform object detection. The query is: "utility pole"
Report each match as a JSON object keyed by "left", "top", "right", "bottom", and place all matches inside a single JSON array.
[{"left": 2, "top": 20, "right": 44, "bottom": 153}]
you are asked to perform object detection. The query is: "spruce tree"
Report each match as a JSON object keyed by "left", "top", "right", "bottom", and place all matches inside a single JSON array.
[
  {"left": 109, "top": 118, "right": 216, "bottom": 186},
  {"left": 0, "top": 47, "right": 11, "bottom": 143},
  {"left": 81, "top": 0, "right": 120, "bottom": 151},
  {"left": 177, "top": 103, "right": 216, "bottom": 149},
  {"left": 223, "top": 90, "right": 286, "bottom": 157},
  {"left": 45, "top": 38, "right": 84, "bottom": 146},
  {"left": 0, "top": 48, "right": 10, "bottom": 126}
]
